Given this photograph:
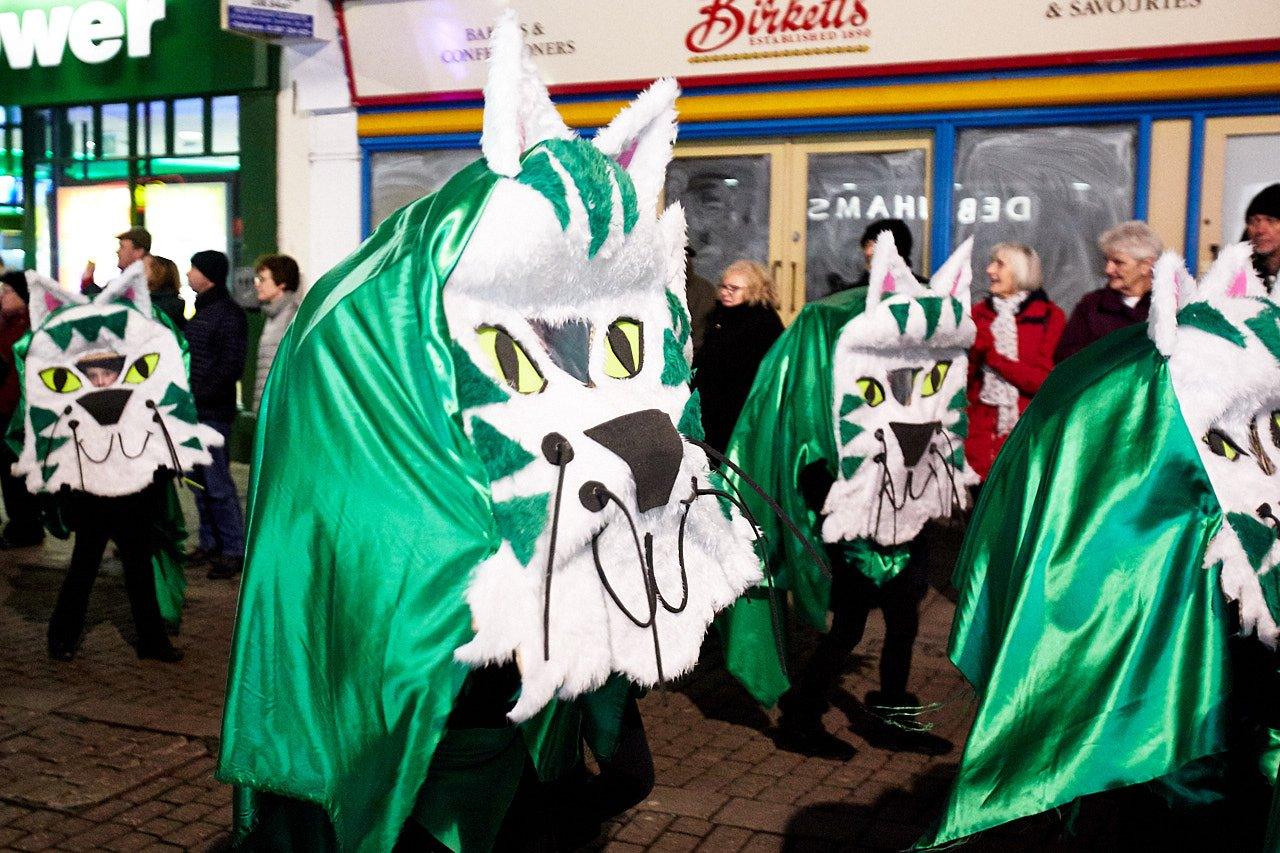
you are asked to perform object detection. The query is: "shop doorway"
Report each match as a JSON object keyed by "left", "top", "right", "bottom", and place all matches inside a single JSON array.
[
  {"left": 665, "top": 135, "right": 933, "bottom": 322},
  {"left": 1197, "top": 115, "right": 1280, "bottom": 273}
]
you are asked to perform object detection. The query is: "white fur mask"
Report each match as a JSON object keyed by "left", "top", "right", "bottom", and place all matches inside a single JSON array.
[
  {"left": 448, "top": 13, "right": 761, "bottom": 721},
  {"left": 1150, "top": 244, "right": 1280, "bottom": 648},
  {"left": 14, "top": 265, "right": 221, "bottom": 497},
  {"left": 822, "top": 234, "right": 979, "bottom": 546}
]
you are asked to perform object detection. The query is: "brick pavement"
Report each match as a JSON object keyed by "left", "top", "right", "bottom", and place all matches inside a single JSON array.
[{"left": 0, "top": 469, "right": 1162, "bottom": 852}]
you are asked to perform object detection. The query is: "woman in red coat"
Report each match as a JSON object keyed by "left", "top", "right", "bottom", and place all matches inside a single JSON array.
[{"left": 966, "top": 243, "right": 1066, "bottom": 480}]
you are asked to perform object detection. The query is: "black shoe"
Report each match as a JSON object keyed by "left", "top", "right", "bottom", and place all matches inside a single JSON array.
[
  {"left": 48, "top": 643, "right": 76, "bottom": 662},
  {"left": 186, "top": 547, "right": 213, "bottom": 567},
  {"left": 0, "top": 531, "right": 44, "bottom": 549},
  {"left": 137, "top": 644, "right": 185, "bottom": 663},
  {"left": 772, "top": 718, "right": 857, "bottom": 760},
  {"left": 206, "top": 556, "right": 243, "bottom": 580}
]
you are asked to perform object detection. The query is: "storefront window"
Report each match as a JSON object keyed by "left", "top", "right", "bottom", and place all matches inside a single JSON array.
[
  {"left": 0, "top": 107, "right": 21, "bottom": 270},
  {"left": 952, "top": 124, "right": 1136, "bottom": 313},
  {"left": 369, "top": 149, "right": 480, "bottom": 228},
  {"left": 212, "top": 96, "right": 240, "bottom": 154},
  {"left": 665, "top": 155, "right": 772, "bottom": 289},
  {"left": 173, "top": 98, "right": 205, "bottom": 155},
  {"left": 144, "top": 101, "right": 167, "bottom": 157},
  {"left": 100, "top": 104, "right": 130, "bottom": 159}
]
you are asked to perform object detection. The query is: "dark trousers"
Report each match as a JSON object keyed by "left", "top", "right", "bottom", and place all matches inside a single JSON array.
[
  {"left": 782, "top": 539, "right": 928, "bottom": 721},
  {"left": 0, "top": 443, "right": 40, "bottom": 538},
  {"left": 192, "top": 419, "right": 244, "bottom": 558},
  {"left": 48, "top": 485, "right": 170, "bottom": 653}
]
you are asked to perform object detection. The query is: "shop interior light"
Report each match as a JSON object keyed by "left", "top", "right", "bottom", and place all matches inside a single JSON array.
[
  {"left": 1072, "top": 181, "right": 1091, "bottom": 191},
  {"left": 723, "top": 177, "right": 739, "bottom": 187},
  {"left": 842, "top": 182, "right": 858, "bottom": 191}
]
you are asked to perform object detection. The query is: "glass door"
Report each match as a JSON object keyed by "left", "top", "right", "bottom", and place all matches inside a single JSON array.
[{"left": 1199, "top": 115, "right": 1280, "bottom": 274}]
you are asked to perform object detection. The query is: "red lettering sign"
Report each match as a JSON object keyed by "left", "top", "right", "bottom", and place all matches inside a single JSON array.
[{"left": 686, "top": 0, "right": 869, "bottom": 53}]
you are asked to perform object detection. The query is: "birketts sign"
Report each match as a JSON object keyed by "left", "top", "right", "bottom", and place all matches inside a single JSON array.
[
  {"left": 335, "top": 0, "right": 1279, "bottom": 106},
  {"left": 0, "top": 0, "right": 271, "bottom": 106}
]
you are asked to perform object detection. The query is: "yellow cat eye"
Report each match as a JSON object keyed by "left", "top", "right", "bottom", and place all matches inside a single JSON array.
[
  {"left": 476, "top": 326, "right": 546, "bottom": 394},
  {"left": 39, "top": 367, "right": 81, "bottom": 394},
  {"left": 123, "top": 353, "right": 160, "bottom": 384},
  {"left": 921, "top": 361, "right": 951, "bottom": 397},
  {"left": 604, "top": 318, "right": 643, "bottom": 379},
  {"left": 857, "top": 377, "right": 885, "bottom": 407},
  {"left": 1204, "top": 429, "right": 1244, "bottom": 461}
]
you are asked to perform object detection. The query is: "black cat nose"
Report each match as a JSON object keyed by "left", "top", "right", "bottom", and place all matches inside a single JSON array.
[
  {"left": 77, "top": 388, "right": 133, "bottom": 426},
  {"left": 583, "top": 409, "right": 683, "bottom": 512},
  {"left": 890, "top": 421, "right": 940, "bottom": 468}
]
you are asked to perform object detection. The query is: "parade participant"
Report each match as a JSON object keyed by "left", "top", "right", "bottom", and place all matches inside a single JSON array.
[
  {"left": 10, "top": 266, "right": 220, "bottom": 661},
  {"left": 1247, "top": 183, "right": 1280, "bottom": 293},
  {"left": 218, "top": 13, "right": 764, "bottom": 851},
  {"left": 720, "top": 233, "right": 978, "bottom": 759},
  {"left": 921, "top": 243, "right": 1280, "bottom": 847}
]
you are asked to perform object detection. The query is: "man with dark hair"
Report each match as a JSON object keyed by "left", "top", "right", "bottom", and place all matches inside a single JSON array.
[
  {"left": 832, "top": 219, "right": 926, "bottom": 291},
  {"left": 185, "top": 250, "right": 247, "bottom": 579},
  {"left": 1246, "top": 183, "right": 1280, "bottom": 294}
]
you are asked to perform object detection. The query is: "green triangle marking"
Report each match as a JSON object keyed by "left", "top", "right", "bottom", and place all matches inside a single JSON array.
[
  {"left": 159, "top": 382, "right": 198, "bottom": 424},
  {"left": 1246, "top": 306, "right": 1280, "bottom": 363},
  {"left": 951, "top": 411, "right": 969, "bottom": 439},
  {"left": 918, "top": 296, "right": 943, "bottom": 338},
  {"left": 1228, "top": 511, "right": 1277, "bottom": 572},
  {"left": 678, "top": 390, "right": 705, "bottom": 441},
  {"left": 950, "top": 297, "right": 964, "bottom": 327},
  {"left": 661, "top": 329, "right": 690, "bottom": 386},
  {"left": 888, "top": 302, "right": 911, "bottom": 334},
  {"left": 41, "top": 463, "right": 57, "bottom": 482},
  {"left": 38, "top": 435, "right": 68, "bottom": 461},
  {"left": 839, "top": 419, "right": 864, "bottom": 445},
  {"left": 1177, "top": 302, "right": 1246, "bottom": 348},
  {"left": 29, "top": 406, "right": 58, "bottom": 436},
  {"left": 948, "top": 445, "right": 965, "bottom": 469},
  {"left": 46, "top": 310, "right": 130, "bottom": 350},
  {"left": 948, "top": 386, "right": 967, "bottom": 412},
  {"left": 493, "top": 492, "right": 549, "bottom": 566},
  {"left": 180, "top": 437, "right": 204, "bottom": 451},
  {"left": 451, "top": 341, "right": 508, "bottom": 409},
  {"left": 839, "top": 394, "right": 864, "bottom": 417},
  {"left": 840, "top": 455, "right": 864, "bottom": 479},
  {"left": 470, "top": 416, "right": 536, "bottom": 482}
]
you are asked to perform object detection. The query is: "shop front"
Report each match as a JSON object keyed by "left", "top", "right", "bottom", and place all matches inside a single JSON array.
[
  {"left": 0, "top": 0, "right": 277, "bottom": 297},
  {"left": 340, "top": 0, "right": 1280, "bottom": 318}
]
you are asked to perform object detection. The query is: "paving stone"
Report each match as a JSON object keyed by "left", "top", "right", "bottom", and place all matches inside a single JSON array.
[
  {"left": 639, "top": 784, "right": 728, "bottom": 820},
  {"left": 697, "top": 825, "right": 752, "bottom": 852},
  {"left": 712, "top": 798, "right": 795, "bottom": 834},
  {"left": 650, "top": 830, "right": 702, "bottom": 851}
]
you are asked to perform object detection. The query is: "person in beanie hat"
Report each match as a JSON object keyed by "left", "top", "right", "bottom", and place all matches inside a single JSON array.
[
  {"left": 0, "top": 271, "right": 41, "bottom": 546},
  {"left": 184, "top": 250, "right": 247, "bottom": 579},
  {"left": 1246, "top": 183, "right": 1280, "bottom": 294}
]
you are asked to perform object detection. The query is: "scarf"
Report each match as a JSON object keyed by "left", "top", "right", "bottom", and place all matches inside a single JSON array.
[{"left": 979, "top": 291, "right": 1028, "bottom": 436}]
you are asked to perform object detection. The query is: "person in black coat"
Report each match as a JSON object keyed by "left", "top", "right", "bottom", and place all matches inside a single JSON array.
[
  {"left": 184, "top": 251, "right": 248, "bottom": 579},
  {"left": 691, "top": 260, "right": 783, "bottom": 454}
]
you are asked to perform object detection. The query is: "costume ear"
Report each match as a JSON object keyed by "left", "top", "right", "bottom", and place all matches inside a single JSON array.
[
  {"left": 1148, "top": 252, "right": 1188, "bottom": 356},
  {"left": 929, "top": 236, "right": 974, "bottom": 312},
  {"left": 865, "top": 230, "right": 916, "bottom": 309},
  {"left": 25, "top": 270, "right": 86, "bottom": 328},
  {"left": 480, "top": 10, "right": 573, "bottom": 178},
  {"left": 592, "top": 77, "right": 679, "bottom": 217},
  {"left": 1197, "top": 241, "right": 1262, "bottom": 302},
  {"left": 96, "top": 263, "right": 152, "bottom": 315}
]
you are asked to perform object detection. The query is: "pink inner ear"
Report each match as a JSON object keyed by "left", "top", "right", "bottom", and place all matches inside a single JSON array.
[
  {"left": 881, "top": 272, "right": 896, "bottom": 294},
  {"left": 1229, "top": 268, "right": 1248, "bottom": 297},
  {"left": 44, "top": 292, "right": 60, "bottom": 312},
  {"left": 951, "top": 268, "right": 965, "bottom": 296},
  {"left": 616, "top": 139, "right": 638, "bottom": 169}
]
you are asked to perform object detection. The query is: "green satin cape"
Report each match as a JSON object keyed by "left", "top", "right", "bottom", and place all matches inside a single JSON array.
[{"left": 919, "top": 326, "right": 1230, "bottom": 847}]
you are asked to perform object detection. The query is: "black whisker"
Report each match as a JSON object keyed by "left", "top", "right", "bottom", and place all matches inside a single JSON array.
[
  {"left": 589, "top": 485, "right": 664, "bottom": 683},
  {"left": 67, "top": 420, "right": 87, "bottom": 489},
  {"left": 542, "top": 439, "right": 571, "bottom": 661}
]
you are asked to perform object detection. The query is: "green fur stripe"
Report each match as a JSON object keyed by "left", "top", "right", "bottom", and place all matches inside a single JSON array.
[
  {"left": 839, "top": 419, "right": 864, "bottom": 445},
  {"left": 1177, "top": 302, "right": 1246, "bottom": 348},
  {"left": 950, "top": 297, "right": 964, "bottom": 327},
  {"left": 605, "top": 158, "right": 639, "bottom": 233},
  {"left": 180, "top": 437, "right": 204, "bottom": 451},
  {"left": 493, "top": 492, "right": 549, "bottom": 566},
  {"left": 661, "top": 329, "right": 690, "bottom": 386},
  {"left": 1228, "top": 511, "right": 1276, "bottom": 572},
  {"left": 38, "top": 435, "right": 67, "bottom": 462},
  {"left": 451, "top": 341, "right": 508, "bottom": 409},
  {"left": 678, "top": 390, "right": 705, "bottom": 441},
  {"left": 516, "top": 152, "right": 572, "bottom": 231},
  {"left": 948, "top": 445, "right": 965, "bottom": 469},
  {"left": 46, "top": 310, "right": 129, "bottom": 350},
  {"left": 470, "top": 416, "right": 536, "bottom": 482},
  {"left": 888, "top": 302, "right": 911, "bottom": 335},
  {"left": 918, "top": 296, "right": 943, "bottom": 339},
  {"left": 41, "top": 463, "right": 57, "bottom": 482},
  {"left": 948, "top": 386, "right": 968, "bottom": 412},
  {"left": 543, "top": 139, "right": 614, "bottom": 258},
  {"left": 159, "top": 382, "right": 198, "bottom": 424},
  {"left": 666, "top": 290, "right": 691, "bottom": 346},
  {"left": 840, "top": 455, "right": 864, "bottom": 479},
  {"left": 707, "top": 469, "right": 735, "bottom": 522},
  {"left": 839, "top": 394, "right": 864, "bottom": 417},
  {"left": 29, "top": 406, "right": 58, "bottom": 435},
  {"left": 1245, "top": 306, "right": 1280, "bottom": 364},
  {"left": 952, "top": 411, "right": 969, "bottom": 439}
]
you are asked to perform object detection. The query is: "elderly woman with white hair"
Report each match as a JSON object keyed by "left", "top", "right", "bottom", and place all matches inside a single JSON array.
[
  {"left": 1054, "top": 220, "right": 1163, "bottom": 363},
  {"left": 967, "top": 242, "right": 1065, "bottom": 479}
]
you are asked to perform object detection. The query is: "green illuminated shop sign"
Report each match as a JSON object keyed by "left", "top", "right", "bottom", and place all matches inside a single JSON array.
[{"left": 0, "top": 0, "right": 271, "bottom": 106}]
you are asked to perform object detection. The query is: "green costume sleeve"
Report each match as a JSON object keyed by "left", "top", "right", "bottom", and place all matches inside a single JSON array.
[
  {"left": 919, "top": 327, "right": 1230, "bottom": 847},
  {"left": 217, "top": 160, "right": 508, "bottom": 853},
  {"left": 713, "top": 288, "right": 863, "bottom": 706}
]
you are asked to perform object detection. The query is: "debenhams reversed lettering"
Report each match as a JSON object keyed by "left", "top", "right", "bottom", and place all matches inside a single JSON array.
[
  {"left": 0, "top": 0, "right": 165, "bottom": 69},
  {"left": 442, "top": 20, "right": 574, "bottom": 65}
]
